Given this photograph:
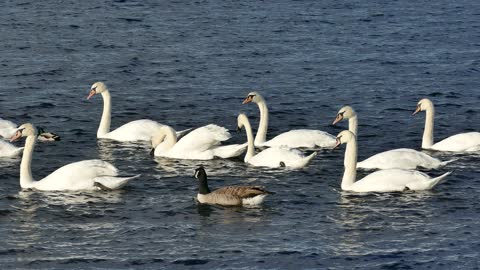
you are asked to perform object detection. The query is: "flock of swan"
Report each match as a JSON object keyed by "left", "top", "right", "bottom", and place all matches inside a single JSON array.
[{"left": 2, "top": 82, "right": 480, "bottom": 206}]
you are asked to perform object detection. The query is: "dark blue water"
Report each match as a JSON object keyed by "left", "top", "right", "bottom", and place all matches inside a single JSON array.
[{"left": 1, "top": 0, "right": 480, "bottom": 269}]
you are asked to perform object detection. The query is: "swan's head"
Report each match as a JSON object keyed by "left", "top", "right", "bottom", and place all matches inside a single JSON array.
[
  {"left": 333, "top": 106, "right": 356, "bottom": 125},
  {"left": 10, "top": 123, "right": 37, "bottom": 142},
  {"left": 237, "top": 113, "right": 249, "bottom": 130},
  {"left": 87, "top": 81, "right": 108, "bottom": 99},
  {"left": 242, "top": 91, "right": 264, "bottom": 104},
  {"left": 413, "top": 98, "right": 433, "bottom": 115},
  {"left": 334, "top": 130, "right": 355, "bottom": 149}
]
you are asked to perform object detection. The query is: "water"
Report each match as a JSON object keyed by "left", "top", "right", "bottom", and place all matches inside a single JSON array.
[{"left": 1, "top": 0, "right": 480, "bottom": 269}]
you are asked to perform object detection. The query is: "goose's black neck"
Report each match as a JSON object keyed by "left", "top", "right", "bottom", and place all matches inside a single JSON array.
[{"left": 196, "top": 169, "right": 211, "bottom": 195}]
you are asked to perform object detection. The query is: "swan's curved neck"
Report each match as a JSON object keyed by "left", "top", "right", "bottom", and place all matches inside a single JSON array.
[
  {"left": 342, "top": 138, "right": 357, "bottom": 190},
  {"left": 422, "top": 106, "right": 434, "bottom": 148},
  {"left": 255, "top": 99, "right": 269, "bottom": 146},
  {"left": 241, "top": 118, "right": 256, "bottom": 162},
  {"left": 20, "top": 135, "right": 36, "bottom": 188},
  {"left": 161, "top": 127, "right": 178, "bottom": 149},
  {"left": 98, "top": 90, "right": 112, "bottom": 137},
  {"left": 349, "top": 115, "right": 358, "bottom": 136}
]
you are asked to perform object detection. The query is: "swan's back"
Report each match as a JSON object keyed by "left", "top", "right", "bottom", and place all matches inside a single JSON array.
[
  {"left": 264, "top": 129, "right": 336, "bottom": 148},
  {"left": 430, "top": 132, "right": 480, "bottom": 152},
  {"left": 0, "top": 118, "right": 17, "bottom": 138},
  {"left": 357, "top": 148, "right": 442, "bottom": 170},
  {"left": 173, "top": 124, "right": 231, "bottom": 153},
  {"left": 248, "top": 146, "right": 315, "bottom": 168},
  {"left": 104, "top": 119, "right": 164, "bottom": 142},
  {"left": 352, "top": 169, "right": 439, "bottom": 192},
  {"left": 35, "top": 160, "right": 119, "bottom": 190}
]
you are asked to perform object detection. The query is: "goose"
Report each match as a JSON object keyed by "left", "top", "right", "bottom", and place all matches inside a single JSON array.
[
  {"left": 237, "top": 113, "right": 317, "bottom": 168},
  {"left": 333, "top": 106, "right": 455, "bottom": 170},
  {"left": 194, "top": 166, "right": 271, "bottom": 206},
  {"left": 242, "top": 92, "right": 336, "bottom": 148},
  {"left": 413, "top": 98, "right": 480, "bottom": 152},
  {"left": 335, "top": 130, "right": 451, "bottom": 193},
  {"left": 0, "top": 140, "right": 23, "bottom": 157},
  {"left": 0, "top": 118, "right": 60, "bottom": 142},
  {"left": 87, "top": 82, "right": 188, "bottom": 142},
  {"left": 151, "top": 124, "right": 247, "bottom": 160},
  {"left": 10, "top": 123, "right": 139, "bottom": 191}
]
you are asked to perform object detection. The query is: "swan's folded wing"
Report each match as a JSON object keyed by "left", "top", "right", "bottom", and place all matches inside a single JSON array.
[
  {"left": 431, "top": 132, "right": 480, "bottom": 152},
  {"left": 212, "top": 143, "right": 247, "bottom": 158},
  {"left": 265, "top": 129, "right": 336, "bottom": 148},
  {"left": 41, "top": 160, "right": 119, "bottom": 183},
  {"left": 106, "top": 119, "right": 164, "bottom": 141},
  {"left": 0, "top": 118, "right": 17, "bottom": 138},
  {"left": 0, "top": 140, "right": 23, "bottom": 157},
  {"left": 173, "top": 124, "right": 231, "bottom": 153}
]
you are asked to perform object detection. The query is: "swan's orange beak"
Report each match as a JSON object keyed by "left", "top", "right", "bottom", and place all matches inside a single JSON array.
[
  {"left": 10, "top": 130, "right": 22, "bottom": 142},
  {"left": 333, "top": 138, "right": 341, "bottom": 149},
  {"left": 332, "top": 114, "right": 343, "bottom": 125},
  {"left": 412, "top": 105, "right": 421, "bottom": 116},
  {"left": 87, "top": 89, "right": 96, "bottom": 100},
  {"left": 242, "top": 96, "right": 253, "bottom": 104}
]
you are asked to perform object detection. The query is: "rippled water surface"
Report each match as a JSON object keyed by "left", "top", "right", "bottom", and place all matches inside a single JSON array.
[{"left": 1, "top": 0, "right": 480, "bottom": 269}]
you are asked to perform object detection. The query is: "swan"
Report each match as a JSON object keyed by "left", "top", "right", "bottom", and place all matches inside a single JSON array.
[
  {"left": 194, "top": 166, "right": 271, "bottom": 206},
  {"left": 237, "top": 113, "right": 317, "bottom": 168},
  {"left": 10, "top": 123, "right": 139, "bottom": 191},
  {"left": 242, "top": 92, "right": 336, "bottom": 148},
  {"left": 87, "top": 82, "right": 188, "bottom": 142},
  {"left": 151, "top": 124, "right": 247, "bottom": 160},
  {"left": 0, "top": 118, "right": 60, "bottom": 142},
  {"left": 335, "top": 130, "right": 451, "bottom": 192},
  {"left": 0, "top": 140, "right": 23, "bottom": 157},
  {"left": 333, "top": 106, "right": 455, "bottom": 170},
  {"left": 413, "top": 98, "right": 480, "bottom": 152}
]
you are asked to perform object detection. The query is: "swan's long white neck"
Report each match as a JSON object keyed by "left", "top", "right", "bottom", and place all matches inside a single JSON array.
[
  {"left": 98, "top": 90, "right": 112, "bottom": 137},
  {"left": 422, "top": 105, "right": 435, "bottom": 148},
  {"left": 241, "top": 118, "right": 256, "bottom": 162},
  {"left": 348, "top": 115, "right": 358, "bottom": 136},
  {"left": 161, "top": 127, "right": 178, "bottom": 149},
  {"left": 20, "top": 135, "right": 36, "bottom": 189},
  {"left": 255, "top": 99, "right": 269, "bottom": 146},
  {"left": 342, "top": 137, "right": 357, "bottom": 190}
]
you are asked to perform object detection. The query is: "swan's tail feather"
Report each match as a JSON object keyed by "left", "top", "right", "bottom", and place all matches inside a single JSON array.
[
  {"left": 301, "top": 151, "right": 318, "bottom": 167},
  {"left": 213, "top": 143, "right": 248, "bottom": 159},
  {"left": 95, "top": 174, "right": 141, "bottom": 190},
  {"left": 439, "top": 158, "right": 458, "bottom": 167},
  {"left": 176, "top": 128, "right": 193, "bottom": 139},
  {"left": 426, "top": 171, "right": 452, "bottom": 190}
]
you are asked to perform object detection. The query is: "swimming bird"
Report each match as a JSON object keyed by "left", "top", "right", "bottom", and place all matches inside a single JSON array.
[
  {"left": 0, "top": 118, "right": 60, "bottom": 142},
  {"left": 194, "top": 166, "right": 271, "bottom": 206}
]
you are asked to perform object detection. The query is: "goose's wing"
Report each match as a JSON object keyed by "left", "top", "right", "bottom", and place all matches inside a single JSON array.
[
  {"left": 431, "top": 132, "right": 480, "bottom": 152},
  {"left": 213, "top": 186, "right": 270, "bottom": 198},
  {"left": 172, "top": 124, "right": 231, "bottom": 153},
  {"left": 105, "top": 119, "right": 165, "bottom": 142},
  {"left": 264, "top": 129, "right": 336, "bottom": 148},
  {"left": 358, "top": 148, "right": 441, "bottom": 170},
  {"left": 0, "top": 118, "right": 17, "bottom": 138},
  {"left": 36, "top": 160, "right": 119, "bottom": 190}
]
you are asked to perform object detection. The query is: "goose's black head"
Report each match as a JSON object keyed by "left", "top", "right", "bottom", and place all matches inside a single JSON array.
[{"left": 194, "top": 166, "right": 207, "bottom": 180}]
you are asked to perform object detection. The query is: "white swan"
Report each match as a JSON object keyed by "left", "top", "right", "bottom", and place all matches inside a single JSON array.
[
  {"left": 0, "top": 140, "right": 23, "bottom": 157},
  {"left": 242, "top": 92, "right": 336, "bottom": 148},
  {"left": 151, "top": 124, "right": 247, "bottom": 160},
  {"left": 237, "top": 113, "right": 317, "bottom": 168},
  {"left": 10, "top": 123, "right": 138, "bottom": 191},
  {"left": 0, "top": 118, "right": 60, "bottom": 142},
  {"left": 194, "top": 166, "right": 271, "bottom": 206},
  {"left": 335, "top": 130, "right": 451, "bottom": 192},
  {"left": 333, "top": 106, "right": 455, "bottom": 170},
  {"left": 413, "top": 98, "right": 480, "bottom": 152},
  {"left": 87, "top": 82, "right": 187, "bottom": 142}
]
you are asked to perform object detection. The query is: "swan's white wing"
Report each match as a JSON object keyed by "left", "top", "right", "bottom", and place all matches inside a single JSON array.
[
  {"left": 263, "top": 129, "right": 336, "bottom": 148},
  {"left": 103, "top": 119, "right": 164, "bottom": 142},
  {"left": 352, "top": 169, "right": 431, "bottom": 192},
  {"left": 357, "top": 148, "right": 442, "bottom": 170},
  {"left": 34, "top": 160, "right": 119, "bottom": 190},
  {"left": 430, "top": 132, "right": 480, "bottom": 152},
  {"left": 0, "top": 118, "right": 17, "bottom": 138},
  {"left": 248, "top": 146, "right": 316, "bottom": 168},
  {"left": 212, "top": 143, "right": 248, "bottom": 159},
  {"left": 172, "top": 124, "right": 231, "bottom": 153},
  {"left": 0, "top": 140, "right": 23, "bottom": 157}
]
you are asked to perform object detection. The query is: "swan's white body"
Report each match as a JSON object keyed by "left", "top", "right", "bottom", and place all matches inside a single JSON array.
[
  {"left": 243, "top": 92, "right": 336, "bottom": 148},
  {"left": 0, "top": 140, "right": 23, "bottom": 157},
  {"left": 336, "top": 130, "right": 450, "bottom": 193},
  {"left": 333, "top": 106, "right": 454, "bottom": 170},
  {"left": 0, "top": 118, "right": 17, "bottom": 138},
  {"left": 88, "top": 82, "right": 185, "bottom": 142},
  {"left": 415, "top": 98, "right": 480, "bottom": 152},
  {"left": 152, "top": 124, "right": 247, "bottom": 160},
  {"left": 237, "top": 113, "right": 316, "bottom": 169},
  {"left": 12, "top": 123, "right": 138, "bottom": 191}
]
